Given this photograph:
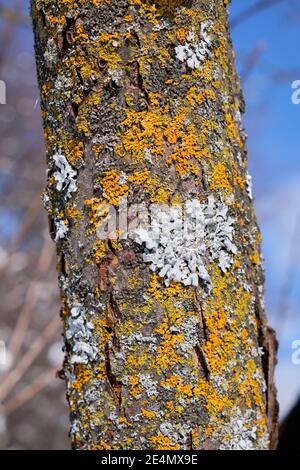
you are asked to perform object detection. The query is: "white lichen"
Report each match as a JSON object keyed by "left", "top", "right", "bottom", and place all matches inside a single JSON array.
[
  {"left": 246, "top": 171, "right": 253, "bottom": 200},
  {"left": 134, "top": 197, "right": 236, "bottom": 290},
  {"left": 175, "top": 23, "right": 212, "bottom": 69},
  {"left": 66, "top": 302, "right": 98, "bottom": 365},
  {"left": 54, "top": 218, "right": 69, "bottom": 241},
  {"left": 53, "top": 152, "right": 77, "bottom": 199},
  {"left": 44, "top": 38, "right": 58, "bottom": 67},
  {"left": 135, "top": 201, "right": 210, "bottom": 289},
  {"left": 139, "top": 374, "right": 158, "bottom": 397},
  {"left": 205, "top": 195, "right": 237, "bottom": 273},
  {"left": 159, "top": 421, "right": 192, "bottom": 447},
  {"left": 219, "top": 407, "right": 269, "bottom": 450}
]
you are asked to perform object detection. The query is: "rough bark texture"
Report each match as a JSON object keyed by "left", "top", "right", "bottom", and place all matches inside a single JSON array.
[{"left": 31, "top": 0, "right": 278, "bottom": 450}]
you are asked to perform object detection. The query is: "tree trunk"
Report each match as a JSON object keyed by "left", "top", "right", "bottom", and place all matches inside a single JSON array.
[{"left": 30, "top": 0, "right": 278, "bottom": 450}]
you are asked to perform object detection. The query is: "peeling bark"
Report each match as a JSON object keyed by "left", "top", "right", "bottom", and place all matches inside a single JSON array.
[{"left": 31, "top": 0, "right": 278, "bottom": 450}]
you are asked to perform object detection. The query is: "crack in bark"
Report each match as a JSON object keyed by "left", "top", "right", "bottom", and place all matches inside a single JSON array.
[
  {"left": 193, "top": 344, "right": 210, "bottom": 381},
  {"left": 104, "top": 288, "right": 123, "bottom": 409},
  {"left": 264, "top": 326, "right": 279, "bottom": 449},
  {"left": 187, "top": 430, "right": 193, "bottom": 450},
  {"left": 193, "top": 291, "right": 210, "bottom": 380},
  {"left": 57, "top": 252, "right": 66, "bottom": 277},
  {"left": 254, "top": 297, "right": 279, "bottom": 449},
  {"left": 104, "top": 343, "right": 122, "bottom": 410},
  {"left": 61, "top": 17, "right": 75, "bottom": 55}
]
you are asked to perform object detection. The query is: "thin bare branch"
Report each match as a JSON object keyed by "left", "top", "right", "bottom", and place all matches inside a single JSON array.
[
  {"left": 0, "top": 314, "right": 60, "bottom": 402},
  {"left": 240, "top": 43, "right": 266, "bottom": 84},
  {"left": 1, "top": 367, "right": 58, "bottom": 416},
  {"left": 0, "top": 5, "right": 30, "bottom": 26},
  {"left": 231, "top": 0, "right": 286, "bottom": 29},
  {"left": 8, "top": 236, "right": 54, "bottom": 365}
]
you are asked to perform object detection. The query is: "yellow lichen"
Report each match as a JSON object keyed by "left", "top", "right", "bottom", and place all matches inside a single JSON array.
[
  {"left": 141, "top": 409, "right": 157, "bottom": 420},
  {"left": 101, "top": 170, "right": 129, "bottom": 206},
  {"left": 71, "top": 365, "right": 93, "bottom": 393},
  {"left": 148, "top": 434, "right": 180, "bottom": 450},
  {"left": 210, "top": 162, "right": 232, "bottom": 193}
]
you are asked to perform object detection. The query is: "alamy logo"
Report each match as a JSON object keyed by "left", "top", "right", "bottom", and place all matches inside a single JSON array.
[
  {"left": 291, "top": 340, "right": 300, "bottom": 365},
  {"left": 0, "top": 80, "right": 6, "bottom": 104},
  {"left": 291, "top": 80, "right": 300, "bottom": 105}
]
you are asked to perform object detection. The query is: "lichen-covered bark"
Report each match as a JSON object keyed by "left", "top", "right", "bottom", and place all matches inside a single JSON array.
[{"left": 31, "top": 0, "right": 278, "bottom": 450}]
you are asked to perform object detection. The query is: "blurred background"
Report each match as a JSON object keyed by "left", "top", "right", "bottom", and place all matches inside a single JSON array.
[{"left": 0, "top": 0, "right": 299, "bottom": 450}]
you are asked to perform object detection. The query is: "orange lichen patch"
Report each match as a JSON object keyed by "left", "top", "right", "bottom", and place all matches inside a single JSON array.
[
  {"left": 241, "top": 328, "right": 248, "bottom": 343},
  {"left": 194, "top": 379, "right": 234, "bottom": 414},
  {"left": 191, "top": 58, "right": 214, "bottom": 84},
  {"left": 73, "top": 22, "right": 89, "bottom": 44},
  {"left": 166, "top": 401, "right": 174, "bottom": 412},
  {"left": 76, "top": 109, "right": 92, "bottom": 136},
  {"left": 126, "top": 350, "right": 149, "bottom": 368},
  {"left": 119, "top": 87, "right": 212, "bottom": 174},
  {"left": 148, "top": 434, "right": 180, "bottom": 450},
  {"left": 101, "top": 170, "right": 129, "bottom": 206},
  {"left": 177, "top": 383, "right": 193, "bottom": 397},
  {"left": 117, "top": 108, "right": 166, "bottom": 163},
  {"left": 233, "top": 170, "right": 245, "bottom": 189},
  {"left": 84, "top": 197, "right": 110, "bottom": 233},
  {"left": 94, "top": 318, "right": 114, "bottom": 353},
  {"left": 67, "top": 142, "right": 84, "bottom": 166},
  {"left": 176, "top": 27, "right": 186, "bottom": 41},
  {"left": 91, "top": 439, "right": 112, "bottom": 450},
  {"left": 250, "top": 251, "right": 260, "bottom": 265},
  {"left": 167, "top": 124, "right": 210, "bottom": 176},
  {"left": 200, "top": 118, "right": 218, "bottom": 143},
  {"left": 129, "top": 375, "right": 144, "bottom": 397},
  {"left": 66, "top": 206, "right": 81, "bottom": 224},
  {"left": 141, "top": 409, "right": 157, "bottom": 420},
  {"left": 163, "top": 111, "right": 185, "bottom": 145},
  {"left": 254, "top": 415, "right": 268, "bottom": 438},
  {"left": 92, "top": 143, "right": 103, "bottom": 159},
  {"left": 204, "top": 270, "right": 237, "bottom": 372},
  {"left": 127, "top": 170, "right": 150, "bottom": 185},
  {"left": 147, "top": 274, "right": 190, "bottom": 303},
  {"left": 143, "top": 276, "right": 196, "bottom": 373},
  {"left": 160, "top": 375, "right": 181, "bottom": 389},
  {"left": 47, "top": 15, "right": 66, "bottom": 26},
  {"left": 64, "top": 54, "right": 99, "bottom": 91},
  {"left": 99, "top": 32, "right": 119, "bottom": 42},
  {"left": 92, "top": 240, "right": 108, "bottom": 264},
  {"left": 41, "top": 81, "right": 52, "bottom": 97},
  {"left": 71, "top": 364, "right": 93, "bottom": 393},
  {"left": 155, "top": 332, "right": 185, "bottom": 370},
  {"left": 186, "top": 86, "right": 216, "bottom": 108},
  {"left": 156, "top": 49, "right": 171, "bottom": 68},
  {"left": 225, "top": 111, "right": 243, "bottom": 148},
  {"left": 239, "top": 377, "right": 265, "bottom": 409},
  {"left": 149, "top": 186, "right": 170, "bottom": 204},
  {"left": 156, "top": 0, "right": 185, "bottom": 12},
  {"left": 44, "top": 127, "right": 84, "bottom": 167},
  {"left": 210, "top": 162, "right": 232, "bottom": 193},
  {"left": 116, "top": 417, "right": 132, "bottom": 428},
  {"left": 167, "top": 132, "right": 198, "bottom": 175},
  {"left": 72, "top": 31, "right": 121, "bottom": 73},
  {"left": 127, "top": 170, "right": 171, "bottom": 203}
]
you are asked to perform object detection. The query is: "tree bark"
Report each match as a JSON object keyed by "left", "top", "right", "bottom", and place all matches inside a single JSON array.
[{"left": 31, "top": 0, "right": 278, "bottom": 450}]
